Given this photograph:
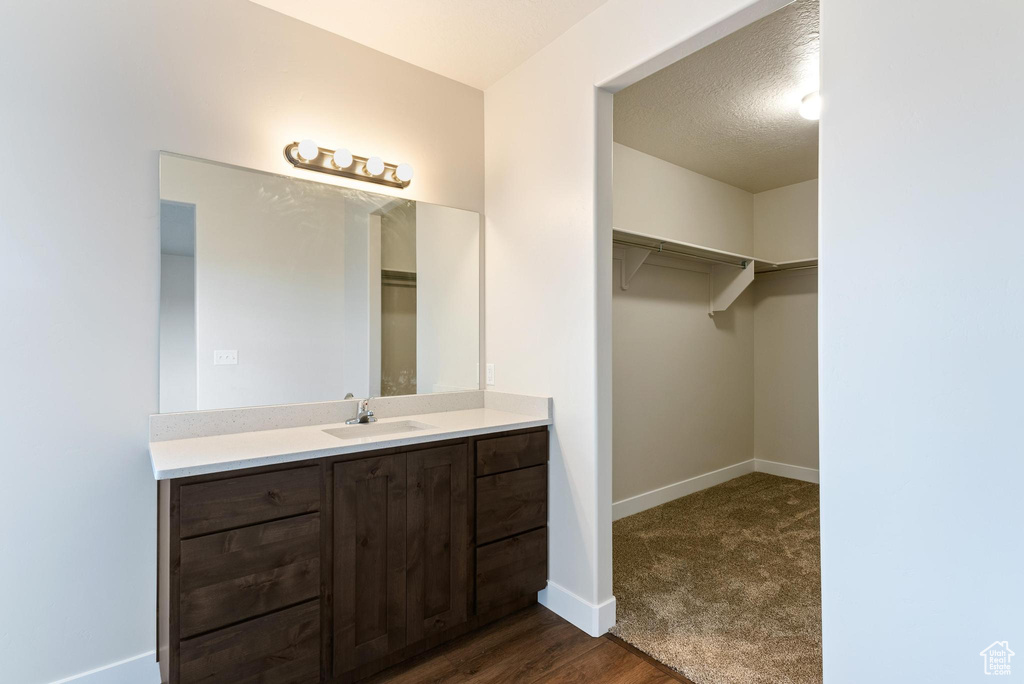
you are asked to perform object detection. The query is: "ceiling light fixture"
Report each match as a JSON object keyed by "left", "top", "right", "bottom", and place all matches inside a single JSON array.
[
  {"left": 284, "top": 141, "right": 413, "bottom": 188},
  {"left": 799, "top": 91, "right": 821, "bottom": 121}
]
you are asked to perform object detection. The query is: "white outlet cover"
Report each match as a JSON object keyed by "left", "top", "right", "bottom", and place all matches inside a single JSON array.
[
  {"left": 214, "top": 350, "right": 238, "bottom": 365},
  {"left": 486, "top": 363, "right": 495, "bottom": 385}
]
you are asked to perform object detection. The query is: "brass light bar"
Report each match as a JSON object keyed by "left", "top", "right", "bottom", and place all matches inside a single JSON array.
[{"left": 283, "top": 140, "right": 412, "bottom": 189}]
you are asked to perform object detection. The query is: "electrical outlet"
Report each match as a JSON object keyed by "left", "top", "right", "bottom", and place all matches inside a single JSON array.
[
  {"left": 214, "top": 350, "right": 238, "bottom": 365},
  {"left": 486, "top": 363, "right": 495, "bottom": 386}
]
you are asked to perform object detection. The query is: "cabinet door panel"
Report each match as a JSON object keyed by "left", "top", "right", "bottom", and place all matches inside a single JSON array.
[
  {"left": 333, "top": 455, "right": 406, "bottom": 677},
  {"left": 407, "top": 444, "right": 469, "bottom": 643}
]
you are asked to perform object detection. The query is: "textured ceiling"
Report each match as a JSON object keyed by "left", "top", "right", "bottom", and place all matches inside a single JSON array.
[
  {"left": 614, "top": 0, "right": 819, "bottom": 193},
  {"left": 249, "top": 0, "right": 609, "bottom": 90}
]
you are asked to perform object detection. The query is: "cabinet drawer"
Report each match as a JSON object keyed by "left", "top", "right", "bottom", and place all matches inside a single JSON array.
[
  {"left": 476, "top": 465, "right": 547, "bottom": 545},
  {"left": 179, "top": 599, "right": 320, "bottom": 684},
  {"left": 180, "top": 514, "right": 320, "bottom": 638},
  {"left": 179, "top": 466, "right": 320, "bottom": 538},
  {"left": 476, "top": 527, "right": 547, "bottom": 614},
  {"left": 476, "top": 430, "right": 548, "bottom": 476}
]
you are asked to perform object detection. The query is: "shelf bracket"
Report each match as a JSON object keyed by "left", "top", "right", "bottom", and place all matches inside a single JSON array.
[
  {"left": 708, "top": 260, "right": 754, "bottom": 317},
  {"left": 620, "top": 246, "right": 652, "bottom": 290}
]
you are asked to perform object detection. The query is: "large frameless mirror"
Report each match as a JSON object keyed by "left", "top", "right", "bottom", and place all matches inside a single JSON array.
[{"left": 158, "top": 153, "right": 480, "bottom": 413}]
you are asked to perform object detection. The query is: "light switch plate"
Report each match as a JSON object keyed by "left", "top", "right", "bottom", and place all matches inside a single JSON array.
[
  {"left": 486, "top": 363, "right": 495, "bottom": 386},
  {"left": 214, "top": 350, "right": 238, "bottom": 365}
]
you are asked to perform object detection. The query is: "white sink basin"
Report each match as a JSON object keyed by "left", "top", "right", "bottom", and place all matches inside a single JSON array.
[{"left": 323, "top": 420, "right": 435, "bottom": 440}]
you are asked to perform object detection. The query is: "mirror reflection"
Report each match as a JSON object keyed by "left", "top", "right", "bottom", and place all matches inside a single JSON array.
[{"left": 158, "top": 153, "right": 480, "bottom": 413}]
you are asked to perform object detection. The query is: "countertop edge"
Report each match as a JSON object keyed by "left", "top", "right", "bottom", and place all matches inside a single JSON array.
[{"left": 151, "top": 415, "right": 551, "bottom": 480}]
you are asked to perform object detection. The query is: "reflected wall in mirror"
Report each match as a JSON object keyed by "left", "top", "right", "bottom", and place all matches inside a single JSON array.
[{"left": 158, "top": 153, "right": 480, "bottom": 413}]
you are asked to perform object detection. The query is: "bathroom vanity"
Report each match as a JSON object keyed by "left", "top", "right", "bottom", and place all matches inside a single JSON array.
[
  {"left": 152, "top": 152, "right": 548, "bottom": 682},
  {"left": 155, "top": 407, "right": 550, "bottom": 683}
]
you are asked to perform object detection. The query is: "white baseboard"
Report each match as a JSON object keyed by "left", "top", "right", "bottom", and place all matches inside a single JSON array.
[
  {"left": 612, "top": 459, "right": 820, "bottom": 521},
  {"left": 754, "top": 458, "right": 819, "bottom": 483},
  {"left": 612, "top": 459, "right": 755, "bottom": 520},
  {"left": 50, "top": 651, "right": 160, "bottom": 684},
  {"left": 539, "top": 580, "right": 617, "bottom": 637}
]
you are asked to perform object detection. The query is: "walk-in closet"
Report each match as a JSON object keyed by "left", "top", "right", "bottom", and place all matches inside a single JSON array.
[{"left": 609, "top": 2, "right": 822, "bottom": 683}]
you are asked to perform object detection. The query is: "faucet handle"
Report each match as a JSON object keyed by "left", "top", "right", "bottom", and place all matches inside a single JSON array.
[{"left": 361, "top": 398, "right": 370, "bottom": 411}]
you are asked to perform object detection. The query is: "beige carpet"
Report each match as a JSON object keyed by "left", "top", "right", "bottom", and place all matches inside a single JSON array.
[{"left": 612, "top": 473, "right": 822, "bottom": 684}]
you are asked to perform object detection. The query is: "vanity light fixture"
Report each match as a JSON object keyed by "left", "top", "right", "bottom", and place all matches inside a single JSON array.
[
  {"left": 332, "top": 148, "right": 353, "bottom": 169},
  {"left": 365, "top": 156, "right": 385, "bottom": 176},
  {"left": 296, "top": 138, "right": 320, "bottom": 162},
  {"left": 284, "top": 140, "right": 413, "bottom": 188},
  {"left": 395, "top": 163, "right": 414, "bottom": 183}
]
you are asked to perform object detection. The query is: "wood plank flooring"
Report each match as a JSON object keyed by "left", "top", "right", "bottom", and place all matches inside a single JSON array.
[{"left": 362, "top": 603, "right": 695, "bottom": 684}]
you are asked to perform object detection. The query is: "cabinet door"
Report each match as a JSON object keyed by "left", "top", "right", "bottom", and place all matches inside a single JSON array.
[
  {"left": 406, "top": 444, "right": 469, "bottom": 643},
  {"left": 333, "top": 454, "right": 407, "bottom": 677}
]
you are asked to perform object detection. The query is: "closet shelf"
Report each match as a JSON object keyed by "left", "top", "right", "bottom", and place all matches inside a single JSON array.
[
  {"left": 754, "top": 257, "right": 818, "bottom": 274},
  {"left": 612, "top": 229, "right": 754, "bottom": 270},
  {"left": 613, "top": 228, "right": 818, "bottom": 317}
]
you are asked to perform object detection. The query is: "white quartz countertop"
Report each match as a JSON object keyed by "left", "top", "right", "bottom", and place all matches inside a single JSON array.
[{"left": 150, "top": 406, "right": 550, "bottom": 480}]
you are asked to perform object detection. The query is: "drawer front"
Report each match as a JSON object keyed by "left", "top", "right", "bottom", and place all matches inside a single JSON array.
[
  {"left": 475, "top": 430, "right": 548, "bottom": 476},
  {"left": 476, "top": 465, "right": 547, "bottom": 545},
  {"left": 179, "top": 599, "right": 320, "bottom": 684},
  {"left": 180, "top": 514, "right": 320, "bottom": 638},
  {"left": 476, "top": 527, "right": 547, "bottom": 614},
  {"left": 179, "top": 466, "right": 320, "bottom": 538}
]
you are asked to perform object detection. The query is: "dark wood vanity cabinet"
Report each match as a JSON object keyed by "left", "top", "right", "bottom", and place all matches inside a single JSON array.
[{"left": 158, "top": 427, "right": 548, "bottom": 684}]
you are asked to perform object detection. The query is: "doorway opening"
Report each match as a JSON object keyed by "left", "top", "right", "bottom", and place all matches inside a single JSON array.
[{"left": 608, "top": 2, "right": 821, "bottom": 682}]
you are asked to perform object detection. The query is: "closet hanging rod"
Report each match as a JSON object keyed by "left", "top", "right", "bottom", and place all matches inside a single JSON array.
[
  {"left": 612, "top": 236, "right": 748, "bottom": 269},
  {"left": 757, "top": 264, "right": 818, "bottom": 274}
]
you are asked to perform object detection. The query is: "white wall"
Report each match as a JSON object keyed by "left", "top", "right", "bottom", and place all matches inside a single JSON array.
[
  {"left": 485, "top": 0, "right": 789, "bottom": 634},
  {"left": 613, "top": 263, "right": 754, "bottom": 502},
  {"left": 752, "top": 179, "right": 819, "bottom": 472},
  {"left": 613, "top": 143, "right": 754, "bottom": 254},
  {"left": 0, "top": 1, "right": 482, "bottom": 680},
  {"left": 158, "top": 254, "right": 197, "bottom": 413},
  {"left": 612, "top": 144, "right": 756, "bottom": 505},
  {"left": 612, "top": 172, "right": 818, "bottom": 502},
  {"left": 820, "top": 1, "right": 1024, "bottom": 680},
  {"left": 753, "top": 271, "right": 818, "bottom": 470},
  {"left": 611, "top": 143, "right": 819, "bottom": 506},
  {"left": 416, "top": 203, "right": 481, "bottom": 394},
  {"left": 753, "top": 178, "right": 817, "bottom": 262}
]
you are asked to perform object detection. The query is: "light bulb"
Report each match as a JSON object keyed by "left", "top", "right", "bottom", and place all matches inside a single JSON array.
[
  {"left": 296, "top": 139, "right": 319, "bottom": 162},
  {"left": 394, "top": 163, "right": 414, "bottom": 183},
  {"left": 799, "top": 92, "right": 821, "bottom": 121},
  {"left": 365, "top": 156, "right": 385, "bottom": 176},
  {"left": 332, "top": 148, "right": 353, "bottom": 169}
]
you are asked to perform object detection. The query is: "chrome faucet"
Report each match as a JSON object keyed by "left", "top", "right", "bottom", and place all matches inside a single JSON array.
[{"left": 346, "top": 398, "right": 376, "bottom": 424}]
